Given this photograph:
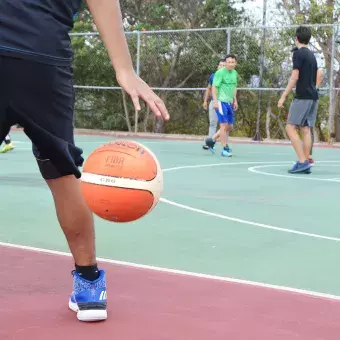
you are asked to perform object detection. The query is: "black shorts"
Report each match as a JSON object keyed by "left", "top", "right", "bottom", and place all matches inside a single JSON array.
[{"left": 0, "top": 56, "right": 83, "bottom": 178}]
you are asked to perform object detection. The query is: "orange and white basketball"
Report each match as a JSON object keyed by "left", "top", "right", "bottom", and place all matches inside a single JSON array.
[{"left": 80, "top": 140, "right": 163, "bottom": 223}]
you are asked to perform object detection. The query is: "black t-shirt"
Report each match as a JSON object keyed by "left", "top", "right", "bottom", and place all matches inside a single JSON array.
[
  {"left": 292, "top": 47, "right": 319, "bottom": 100},
  {"left": 0, "top": 0, "right": 82, "bottom": 66}
]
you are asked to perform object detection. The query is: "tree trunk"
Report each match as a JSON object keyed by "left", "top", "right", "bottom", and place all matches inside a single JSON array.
[
  {"left": 154, "top": 92, "right": 168, "bottom": 133},
  {"left": 143, "top": 106, "right": 150, "bottom": 132},
  {"left": 121, "top": 89, "right": 132, "bottom": 132},
  {"left": 266, "top": 102, "right": 271, "bottom": 139},
  {"left": 270, "top": 111, "right": 288, "bottom": 140}
]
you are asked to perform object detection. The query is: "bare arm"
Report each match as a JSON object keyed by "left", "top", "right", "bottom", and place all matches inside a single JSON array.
[
  {"left": 316, "top": 69, "right": 323, "bottom": 89},
  {"left": 212, "top": 86, "right": 218, "bottom": 102},
  {"left": 283, "top": 69, "right": 299, "bottom": 97},
  {"left": 86, "top": 0, "right": 133, "bottom": 73},
  {"left": 212, "top": 86, "right": 219, "bottom": 108},
  {"left": 233, "top": 88, "right": 238, "bottom": 110},
  {"left": 85, "top": 0, "right": 169, "bottom": 120},
  {"left": 233, "top": 74, "right": 238, "bottom": 109},
  {"left": 278, "top": 69, "right": 299, "bottom": 108},
  {"left": 203, "top": 86, "right": 211, "bottom": 104}
]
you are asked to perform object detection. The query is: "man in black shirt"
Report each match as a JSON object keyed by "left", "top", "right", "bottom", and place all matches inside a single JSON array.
[
  {"left": 0, "top": 0, "right": 169, "bottom": 322},
  {"left": 278, "top": 26, "right": 322, "bottom": 174}
]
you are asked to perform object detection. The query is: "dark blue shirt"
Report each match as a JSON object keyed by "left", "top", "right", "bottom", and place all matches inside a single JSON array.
[
  {"left": 0, "top": 0, "right": 82, "bottom": 66},
  {"left": 208, "top": 73, "right": 215, "bottom": 86}
]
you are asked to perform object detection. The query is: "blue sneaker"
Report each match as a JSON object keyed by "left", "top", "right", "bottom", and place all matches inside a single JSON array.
[
  {"left": 288, "top": 160, "right": 311, "bottom": 174},
  {"left": 221, "top": 146, "right": 232, "bottom": 157},
  {"left": 225, "top": 145, "right": 232, "bottom": 157},
  {"left": 69, "top": 269, "right": 108, "bottom": 322}
]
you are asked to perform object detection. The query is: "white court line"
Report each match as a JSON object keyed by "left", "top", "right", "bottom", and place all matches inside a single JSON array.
[
  {"left": 163, "top": 161, "right": 292, "bottom": 172},
  {"left": 160, "top": 160, "right": 340, "bottom": 242},
  {"left": 2, "top": 160, "right": 340, "bottom": 301},
  {"left": 0, "top": 241, "right": 340, "bottom": 301},
  {"left": 248, "top": 163, "right": 340, "bottom": 183},
  {"left": 163, "top": 160, "right": 340, "bottom": 173},
  {"left": 159, "top": 198, "right": 340, "bottom": 242}
]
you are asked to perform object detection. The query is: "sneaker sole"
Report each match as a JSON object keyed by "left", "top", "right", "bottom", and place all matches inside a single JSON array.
[
  {"left": 69, "top": 300, "right": 107, "bottom": 322},
  {"left": 288, "top": 167, "right": 312, "bottom": 174},
  {"left": 0, "top": 147, "right": 14, "bottom": 153}
]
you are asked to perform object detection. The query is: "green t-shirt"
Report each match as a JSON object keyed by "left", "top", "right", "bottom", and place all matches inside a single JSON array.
[{"left": 212, "top": 68, "right": 238, "bottom": 103}]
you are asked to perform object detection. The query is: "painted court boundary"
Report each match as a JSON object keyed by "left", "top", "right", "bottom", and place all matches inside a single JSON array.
[
  {"left": 2, "top": 160, "right": 340, "bottom": 303},
  {"left": 161, "top": 160, "right": 340, "bottom": 243},
  {"left": 1, "top": 241, "right": 340, "bottom": 302}
]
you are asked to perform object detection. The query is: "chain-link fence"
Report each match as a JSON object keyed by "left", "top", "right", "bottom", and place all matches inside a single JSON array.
[{"left": 71, "top": 24, "right": 340, "bottom": 142}]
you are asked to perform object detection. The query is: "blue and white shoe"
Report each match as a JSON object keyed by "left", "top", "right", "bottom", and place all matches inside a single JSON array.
[
  {"left": 288, "top": 160, "right": 311, "bottom": 174},
  {"left": 221, "top": 146, "right": 232, "bottom": 157},
  {"left": 69, "top": 269, "right": 108, "bottom": 322}
]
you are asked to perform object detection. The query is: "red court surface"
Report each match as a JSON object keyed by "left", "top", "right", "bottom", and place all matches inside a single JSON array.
[{"left": 0, "top": 245, "right": 339, "bottom": 340}]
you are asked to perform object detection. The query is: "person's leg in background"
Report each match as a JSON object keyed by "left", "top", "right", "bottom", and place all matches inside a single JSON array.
[
  {"left": 306, "top": 100, "right": 318, "bottom": 165},
  {"left": 300, "top": 126, "right": 313, "bottom": 164},
  {"left": 308, "top": 126, "right": 314, "bottom": 165},
  {"left": 285, "top": 99, "right": 312, "bottom": 174},
  {"left": 208, "top": 100, "right": 218, "bottom": 138},
  {"left": 203, "top": 100, "right": 218, "bottom": 149}
]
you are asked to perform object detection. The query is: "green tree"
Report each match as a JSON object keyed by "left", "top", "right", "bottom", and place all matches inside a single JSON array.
[{"left": 70, "top": 1, "right": 265, "bottom": 137}]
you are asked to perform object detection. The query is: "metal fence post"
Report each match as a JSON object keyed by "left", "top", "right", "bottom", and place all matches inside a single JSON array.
[
  {"left": 135, "top": 30, "right": 141, "bottom": 133},
  {"left": 253, "top": 0, "right": 267, "bottom": 141},
  {"left": 227, "top": 28, "right": 231, "bottom": 55},
  {"left": 329, "top": 25, "right": 336, "bottom": 141}
]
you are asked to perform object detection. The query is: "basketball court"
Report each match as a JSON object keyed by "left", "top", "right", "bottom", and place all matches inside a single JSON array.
[{"left": 1, "top": 130, "right": 340, "bottom": 339}]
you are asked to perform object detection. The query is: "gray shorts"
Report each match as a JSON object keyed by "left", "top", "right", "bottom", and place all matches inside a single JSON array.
[{"left": 287, "top": 99, "right": 319, "bottom": 127}]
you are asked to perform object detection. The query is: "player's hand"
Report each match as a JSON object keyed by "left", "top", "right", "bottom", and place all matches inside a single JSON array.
[
  {"left": 116, "top": 70, "right": 170, "bottom": 120},
  {"left": 233, "top": 101, "right": 238, "bottom": 111},
  {"left": 203, "top": 101, "right": 208, "bottom": 110},
  {"left": 213, "top": 101, "right": 219, "bottom": 109},
  {"left": 278, "top": 96, "right": 286, "bottom": 109}
]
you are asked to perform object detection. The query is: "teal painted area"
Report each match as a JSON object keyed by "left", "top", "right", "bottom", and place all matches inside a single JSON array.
[{"left": 1, "top": 131, "right": 340, "bottom": 295}]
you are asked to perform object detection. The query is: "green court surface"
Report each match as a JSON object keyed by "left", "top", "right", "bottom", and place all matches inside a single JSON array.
[{"left": 1, "top": 131, "right": 340, "bottom": 296}]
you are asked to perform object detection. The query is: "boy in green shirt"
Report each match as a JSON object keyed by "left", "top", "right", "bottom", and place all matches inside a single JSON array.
[{"left": 205, "top": 54, "right": 238, "bottom": 157}]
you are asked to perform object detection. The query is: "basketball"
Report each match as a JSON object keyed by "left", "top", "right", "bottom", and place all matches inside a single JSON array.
[{"left": 80, "top": 140, "right": 163, "bottom": 223}]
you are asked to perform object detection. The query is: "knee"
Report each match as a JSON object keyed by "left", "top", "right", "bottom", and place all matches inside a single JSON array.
[
  {"left": 286, "top": 124, "right": 295, "bottom": 133},
  {"left": 301, "top": 127, "right": 311, "bottom": 136},
  {"left": 221, "top": 124, "right": 227, "bottom": 132}
]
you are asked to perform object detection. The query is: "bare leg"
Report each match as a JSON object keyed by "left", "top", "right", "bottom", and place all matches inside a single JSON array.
[
  {"left": 286, "top": 124, "right": 306, "bottom": 163},
  {"left": 47, "top": 175, "right": 96, "bottom": 266},
  {"left": 301, "top": 126, "right": 312, "bottom": 160},
  {"left": 309, "top": 126, "right": 314, "bottom": 158},
  {"left": 226, "top": 124, "right": 233, "bottom": 146},
  {"left": 212, "top": 128, "right": 220, "bottom": 142},
  {"left": 219, "top": 123, "right": 227, "bottom": 148}
]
